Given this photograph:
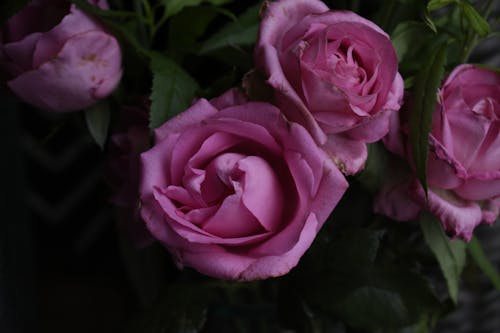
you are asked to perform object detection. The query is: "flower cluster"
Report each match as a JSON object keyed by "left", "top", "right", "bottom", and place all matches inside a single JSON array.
[{"left": 1, "top": 0, "right": 498, "bottom": 285}]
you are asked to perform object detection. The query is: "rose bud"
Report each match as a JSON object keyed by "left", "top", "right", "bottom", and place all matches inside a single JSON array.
[
  {"left": 138, "top": 89, "right": 348, "bottom": 280},
  {"left": 375, "top": 64, "right": 500, "bottom": 241},
  {"left": 255, "top": 0, "right": 403, "bottom": 174},
  {"left": 0, "top": 0, "right": 122, "bottom": 112}
]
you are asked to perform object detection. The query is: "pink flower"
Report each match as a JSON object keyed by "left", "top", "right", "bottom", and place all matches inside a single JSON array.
[
  {"left": 376, "top": 64, "right": 500, "bottom": 240},
  {"left": 255, "top": 0, "right": 403, "bottom": 174},
  {"left": 0, "top": 0, "right": 122, "bottom": 112},
  {"left": 138, "top": 89, "right": 348, "bottom": 280}
]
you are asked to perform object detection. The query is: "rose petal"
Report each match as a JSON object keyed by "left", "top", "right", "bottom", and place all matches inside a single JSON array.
[
  {"left": 426, "top": 136, "right": 467, "bottom": 189},
  {"left": 32, "top": 4, "right": 103, "bottom": 68},
  {"left": 469, "top": 121, "right": 500, "bottom": 173},
  {"left": 257, "top": 0, "right": 328, "bottom": 53},
  {"left": 154, "top": 186, "right": 271, "bottom": 245},
  {"left": 237, "top": 156, "right": 284, "bottom": 232},
  {"left": 255, "top": 0, "right": 329, "bottom": 144},
  {"left": 444, "top": 64, "right": 500, "bottom": 93},
  {"left": 209, "top": 87, "right": 248, "bottom": 110},
  {"left": 324, "top": 134, "right": 367, "bottom": 175},
  {"left": 382, "top": 72, "right": 404, "bottom": 112},
  {"left": 2, "top": 32, "right": 42, "bottom": 74},
  {"left": 374, "top": 179, "right": 421, "bottom": 221},
  {"left": 454, "top": 173, "right": 500, "bottom": 201},
  {"left": 8, "top": 30, "right": 121, "bottom": 112},
  {"left": 140, "top": 133, "right": 179, "bottom": 193},
  {"left": 382, "top": 109, "right": 406, "bottom": 157},
  {"left": 345, "top": 110, "right": 392, "bottom": 143},
  {"left": 201, "top": 152, "right": 245, "bottom": 205},
  {"left": 238, "top": 213, "right": 320, "bottom": 280},
  {"left": 410, "top": 181, "right": 482, "bottom": 241},
  {"left": 444, "top": 99, "right": 493, "bottom": 169}
]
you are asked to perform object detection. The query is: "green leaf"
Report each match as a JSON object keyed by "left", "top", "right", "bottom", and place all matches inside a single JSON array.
[
  {"left": 168, "top": 6, "right": 218, "bottom": 59},
  {"left": 162, "top": 0, "right": 203, "bottom": 19},
  {"left": 207, "top": 0, "right": 233, "bottom": 5},
  {"left": 325, "top": 228, "right": 383, "bottom": 270},
  {"left": 199, "top": 4, "right": 260, "bottom": 54},
  {"left": 336, "top": 287, "right": 409, "bottom": 329},
  {"left": 472, "top": 63, "right": 500, "bottom": 73},
  {"left": 356, "top": 143, "right": 388, "bottom": 193},
  {"left": 423, "top": 10, "right": 438, "bottom": 33},
  {"left": 298, "top": 225, "right": 440, "bottom": 331},
  {"left": 84, "top": 101, "right": 111, "bottom": 149},
  {"left": 467, "top": 236, "right": 500, "bottom": 290},
  {"left": 149, "top": 52, "right": 198, "bottom": 129},
  {"left": 409, "top": 41, "right": 447, "bottom": 194},
  {"left": 392, "top": 22, "right": 427, "bottom": 61},
  {"left": 0, "top": 0, "right": 29, "bottom": 24},
  {"left": 161, "top": 0, "right": 234, "bottom": 20},
  {"left": 404, "top": 76, "right": 415, "bottom": 89},
  {"left": 460, "top": 2, "right": 491, "bottom": 37},
  {"left": 427, "top": 0, "right": 456, "bottom": 12},
  {"left": 420, "top": 213, "right": 466, "bottom": 304}
]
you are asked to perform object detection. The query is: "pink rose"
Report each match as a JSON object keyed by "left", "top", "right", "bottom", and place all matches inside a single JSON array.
[
  {"left": 376, "top": 64, "right": 500, "bottom": 240},
  {"left": 138, "top": 89, "right": 348, "bottom": 280},
  {"left": 0, "top": 0, "right": 122, "bottom": 112},
  {"left": 255, "top": 0, "right": 404, "bottom": 174}
]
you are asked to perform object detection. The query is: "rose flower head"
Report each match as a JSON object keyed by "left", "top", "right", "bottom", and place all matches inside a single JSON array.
[
  {"left": 139, "top": 89, "right": 348, "bottom": 280},
  {"left": 376, "top": 64, "right": 500, "bottom": 241},
  {"left": 0, "top": 0, "right": 122, "bottom": 112},
  {"left": 255, "top": 0, "right": 403, "bottom": 174}
]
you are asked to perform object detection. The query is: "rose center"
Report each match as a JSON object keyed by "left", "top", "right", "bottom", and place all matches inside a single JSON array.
[
  {"left": 166, "top": 151, "right": 285, "bottom": 239},
  {"left": 471, "top": 97, "right": 499, "bottom": 120},
  {"left": 326, "top": 43, "right": 364, "bottom": 88}
]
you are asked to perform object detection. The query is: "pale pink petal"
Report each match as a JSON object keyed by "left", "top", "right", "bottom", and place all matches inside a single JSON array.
[
  {"left": 237, "top": 156, "right": 284, "bottom": 232},
  {"left": 32, "top": 4, "right": 103, "bottom": 67},
  {"left": 426, "top": 138, "right": 467, "bottom": 189},
  {"left": 443, "top": 64, "right": 500, "bottom": 93},
  {"left": 202, "top": 193, "right": 263, "bottom": 238},
  {"left": 8, "top": 30, "right": 121, "bottom": 112},
  {"left": 454, "top": 172, "right": 500, "bottom": 201},
  {"left": 410, "top": 181, "right": 482, "bottom": 241},
  {"left": 345, "top": 110, "right": 392, "bottom": 143},
  {"left": 324, "top": 134, "right": 367, "bottom": 175}
]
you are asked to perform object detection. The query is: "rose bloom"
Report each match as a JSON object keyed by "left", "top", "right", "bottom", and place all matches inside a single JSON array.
[
  {"left": 375, "top": 64, "right": 500, "bottom": 240},
  {"left": 255, "top": 0, "right": 403, "bottom": 174},
  {"left": 0, "top": 0, "right": 122, "bottom": 112},
  {"left": 139, "top": 89, "right": 348, "bottom": 280}
]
